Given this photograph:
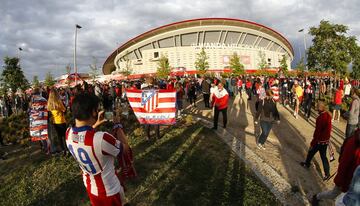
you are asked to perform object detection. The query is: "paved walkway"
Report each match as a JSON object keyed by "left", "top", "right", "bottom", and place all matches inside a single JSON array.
[{"left": 183, "top": 93, "right": 346, "bottom": 206}]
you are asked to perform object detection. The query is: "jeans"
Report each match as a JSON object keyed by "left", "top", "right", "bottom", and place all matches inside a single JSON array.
[
  {"left": 213, "top": 107, "right": 227, "bottom": 129},
  {"left": 305, "top": 143, "right": 330, "bottom": 176},
  {"left": 345, "top": 124, "right": 357, "bottom": 139},
  {"left": 343, "top": 165, "right": 360, "bottom": 206},
  {"left": 303, "top": 97, "right": 312, "bottom": 118},
  {"left": 258, "top": 121, "right": 272, "bottom": 145}
]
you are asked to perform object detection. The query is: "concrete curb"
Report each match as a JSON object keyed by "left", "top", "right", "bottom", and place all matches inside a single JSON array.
[{"left": 197, "top": 117, "right": 310, "bottom": 206}]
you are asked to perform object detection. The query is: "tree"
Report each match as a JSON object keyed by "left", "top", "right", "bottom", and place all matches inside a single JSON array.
[
  {"left": 279, "top": 55, "right": 288, "bottom": 72},
  {"left": 44, "top": 72, "right": 56, "bottom": 87},
  {"left": 229, "top": 52, "right": 245, "bottom": 76},
  {"left": 351, "top": 47, "right": 360, "bottom": 79},
  {"left": 195, "top": 48, "right": 209, "bottom": 74},
  {"left": 89, "top": 57, "right": 99, "bottom": 83},
  {"left": 32, "top": 76, "right": 40, "bottom": 88},
  {"left": 258, "top": 51, "right": 267, "bottom": 69},
  {"left": 307, "top": 20, "right": 358, "bottom": 75},
  {"left": 121, "top": 51, "right": 132, "bottom": 77},
  {"left": 156, "top": 55, "right": 171, "bottom": 79},
  {"left": 1, "top": 57, "right": 29, "bottom": 92}
]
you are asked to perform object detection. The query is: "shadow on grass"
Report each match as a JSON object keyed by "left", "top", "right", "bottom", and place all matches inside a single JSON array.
[
  {"left": 28, "top": 176, "right": 87, "bottom": 206},
  {"left": 127, "top": 120, "right": 279, "bottom": 206}
]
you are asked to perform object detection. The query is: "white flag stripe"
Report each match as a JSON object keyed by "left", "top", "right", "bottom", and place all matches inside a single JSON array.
[
  {"left": 30, "top": 131, "right": 48, "bottom": 136},
  {"left": 130, "top": 102, "right": 175, "bottom": 108},
  {"left": 158, "top": 93, "right": 176, "bottom": 98},
  {"left": 126, "top": 92, "right": 175, "bottom": 98},
  {"left": 134, "top": 112, "right": 176, "bottom": 118},
  {"left": 31, "top": 120, "right": 48, "bottom": 126}
]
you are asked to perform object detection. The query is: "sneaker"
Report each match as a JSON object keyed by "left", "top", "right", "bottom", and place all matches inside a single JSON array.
[
  {"left": 300, "top": 162, "right": 310, "bottom": 168},
  {"left": 257, "top": 144, "right": 265, "bottom": 150},
  {"left": 256, "top": 144, "right": 262, "bottom": 150},
  {"left": 311, "top": 194, "right": 320, "bottom": 206},
  {"left": 323, "top": 174, "right": 330, "bottom": 181}
]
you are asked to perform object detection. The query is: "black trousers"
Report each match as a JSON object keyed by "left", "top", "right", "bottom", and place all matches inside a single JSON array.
[
  {"left": 246, "top": 89, "right": 252, "bottom": 100},
  {"left": 54, "top": 123, "right": 67, "bottom": 152},
  {"left": 145, "top": 124, "right": 160, "bottom": 139},
  {"left": 203, "top": 93, "right": 210, "bottom": 107},
  {"left": 214, "top": 107, "right": 227, "bottom": 129},
  {"left": 303, "top": 97, "right": 312, "bottom": 118},
  {"left": 189, "top": 95, "right": 196, "bottom": 106},
  {"left": 305, "top": 144, "right": 330, "bottom": 176}
]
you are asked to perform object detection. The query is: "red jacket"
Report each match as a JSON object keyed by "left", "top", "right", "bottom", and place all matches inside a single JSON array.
[
  {"left": 245, "top": 81, "right": 252, "bottom": 89},
  {"left": 212, "top": 89, "right": 229, "bottom": 110},
  {"left": 334, "top": 89, "right": 343, "bottom": 105},
  {"left": 311, "top": 111, "right": 332, "bottom": 147},
  {"left": 334, "top": 130, "right": 360, "bottom": 192}
]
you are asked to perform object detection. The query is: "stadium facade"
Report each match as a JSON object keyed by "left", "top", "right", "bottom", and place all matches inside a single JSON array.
[{"left": 103, "top": 18, "right": 294, "bottom": 75}]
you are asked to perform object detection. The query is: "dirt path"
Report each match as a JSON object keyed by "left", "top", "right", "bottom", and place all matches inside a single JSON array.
[{"left": 183, "top": 94, "right": 345, "bottom": 206}]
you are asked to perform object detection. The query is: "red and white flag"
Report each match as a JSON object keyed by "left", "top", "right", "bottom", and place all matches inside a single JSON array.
[{"left": 126, "top": 89, "right": 176, "bottom": 125}]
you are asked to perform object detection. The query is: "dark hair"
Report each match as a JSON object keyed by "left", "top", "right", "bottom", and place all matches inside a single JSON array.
[{"left": 71, "top": 93, "right": 100, "bottom": 121}]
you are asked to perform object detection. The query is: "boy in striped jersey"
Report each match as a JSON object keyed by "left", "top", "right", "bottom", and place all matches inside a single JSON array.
[{"left": 66, "top": 93, "right": 129, "bottom": 206}]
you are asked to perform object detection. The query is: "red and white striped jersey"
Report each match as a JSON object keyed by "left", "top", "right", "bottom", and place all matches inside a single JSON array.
[
  {"left": 66, "top": 126, "right": 125, "bottom": 198},
  {"left": 271, "top": 85, "right": 280, "bottom": 102},
  {"left": 305, "top": 85, "right": 314, "bottom": 95},
  {"left": 237, "top": 79, "right": 243, "bottom": 87}
]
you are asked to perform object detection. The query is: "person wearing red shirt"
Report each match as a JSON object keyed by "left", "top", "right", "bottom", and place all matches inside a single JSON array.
[
  {"left": 245, "top": 79, "right": 252, "bottom": 100},
  {"left": 332, "top": 87, "right": 343, "bottom": 122},
  {"left": 312, "top": 129, "right": 360, "bottom": 205},
  {"left": 237, "top": 77, "right": 243, "bottom": 97},
  {"left": 300, "top": 101, "right": 332, "bottom": 180},
  {"left": 212, "top": 83, "right": 229, "bottom": 130}
]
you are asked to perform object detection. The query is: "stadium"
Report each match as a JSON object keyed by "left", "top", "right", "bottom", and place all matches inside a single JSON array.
[{"left": 103, "top": 18, "right": 294, "bottom": 76}]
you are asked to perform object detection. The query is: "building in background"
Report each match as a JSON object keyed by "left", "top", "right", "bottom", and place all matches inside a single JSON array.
[{"left": 103, "top": 18, "right": 294, "bottom": 76}]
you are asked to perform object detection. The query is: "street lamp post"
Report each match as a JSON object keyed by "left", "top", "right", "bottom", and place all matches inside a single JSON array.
[
  {"left": 74, "top": 24, "right": 82, "bottom": 85},
  {"left": 298, "top": 28, "right": 307, "bottom": 69},
  {"left": 18, "top": 47, "right": 23, "bottom": 60}
]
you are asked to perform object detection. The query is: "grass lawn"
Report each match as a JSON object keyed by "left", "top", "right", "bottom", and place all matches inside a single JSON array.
[{"left": 0, "top": 121, "right": 280, "bottom": 206}]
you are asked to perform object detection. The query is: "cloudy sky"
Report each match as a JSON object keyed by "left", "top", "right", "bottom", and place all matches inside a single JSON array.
[{"left": 1, "top": 0, "right": 359, "bottom": 80}]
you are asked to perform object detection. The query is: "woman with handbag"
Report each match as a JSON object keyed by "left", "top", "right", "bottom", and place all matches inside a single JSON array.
[{"left": 254, "top": 90, "right": 280, "bottom": 150}]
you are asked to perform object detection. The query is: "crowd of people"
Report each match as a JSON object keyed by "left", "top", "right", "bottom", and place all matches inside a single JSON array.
[{"left": 1, "top": 73, "right": 359, "bottom": 206}]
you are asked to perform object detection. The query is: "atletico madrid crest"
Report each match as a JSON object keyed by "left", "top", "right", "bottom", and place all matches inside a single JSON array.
[{"left": 141, "top": 90, "right": 159, "bottom": 112}]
